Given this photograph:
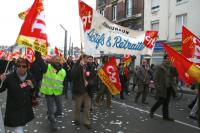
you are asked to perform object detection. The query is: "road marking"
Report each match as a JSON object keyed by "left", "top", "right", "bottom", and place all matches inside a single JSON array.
[{"left": 112, "top": 100, "right": 200, "bottom": 130}]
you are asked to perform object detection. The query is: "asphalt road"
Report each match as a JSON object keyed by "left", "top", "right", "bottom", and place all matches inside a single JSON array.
[{"left": 0, "top": 90, "right": 199, "bottom": 133}]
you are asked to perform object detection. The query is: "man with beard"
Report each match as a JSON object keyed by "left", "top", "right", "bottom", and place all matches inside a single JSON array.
[
  {"left": 72, "top": 54, "right": 92, "bottom": 129},
  {"left": 85, "top": 56, "right": 96, "bottom": 110},
  {"left": 35, "top": 52, "right": 67, "bottom": 131},
  {"left": 150, "top": 55, "right": 178, "bottom": 121}
]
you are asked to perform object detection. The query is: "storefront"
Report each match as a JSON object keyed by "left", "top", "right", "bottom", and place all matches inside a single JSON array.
[{"left": 151, "top": 41, "right": 165, "bottom": 65}]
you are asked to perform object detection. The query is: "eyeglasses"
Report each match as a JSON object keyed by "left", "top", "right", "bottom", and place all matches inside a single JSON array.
[{"left": 16, "top": 65, "right": 27, "bottom": 68}]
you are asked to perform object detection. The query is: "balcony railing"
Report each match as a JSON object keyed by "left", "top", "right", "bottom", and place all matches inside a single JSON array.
[
  {"left": 112, "top": 0, "right": 118, "bottom": 3},
  {"left": 98, "top": 0, "right": 106, "bottom": 7}
]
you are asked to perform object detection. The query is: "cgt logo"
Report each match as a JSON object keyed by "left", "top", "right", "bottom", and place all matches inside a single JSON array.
[
  {"left": 79, "top": 1, "right": 93, "bottom": 32},
  {"left": 32, "top": 11, "right": 46, "bottom": 35},
  {"left": 106, "top": 65, "right": 117, "bottom": 83},
  {"left": 144, "top": 31, "right": 158, "bottom": 49}
]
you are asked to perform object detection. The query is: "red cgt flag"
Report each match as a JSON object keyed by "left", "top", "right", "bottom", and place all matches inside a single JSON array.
[
  {"left": 182, "top": 26, "right": 200, "bottom": 64},
  {"left": 143, "top": 31, "right": 158, "bottom": 49},
  {"left": 16, "top": 0, "right": 48, "bottom": 55},
  {"left": 79, "top": 0, "right": 93, "bottom": 32},
  {"left": 98, "top": 56, "right": 121, "bottom": 95},
  {"left": 25, "top": 47, "right": 35, "bottom": 63},
  {"left": 163, "top": 43, "right": 195, "bottom": 84}
]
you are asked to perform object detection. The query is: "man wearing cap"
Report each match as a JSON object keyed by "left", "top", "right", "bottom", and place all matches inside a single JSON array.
[
  {"left": 150, "top": 54, "right": 178, "bottom": 121},
  {"left": 35, "top": 52, "right": 67, "bottom": 131}
]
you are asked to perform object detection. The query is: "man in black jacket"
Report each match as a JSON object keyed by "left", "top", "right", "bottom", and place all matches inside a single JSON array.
[
  {"left": 30, "top": 60, "right": 43, "bottom": 98},
  {"left": 150, "top": 55, "right": 177, "bottom": 121},
  {"left": 72, "top": 54, "right": 92, "bottom": 129},
  {"left": 85, "top": 56, "right": 97, "bottom": 110}
]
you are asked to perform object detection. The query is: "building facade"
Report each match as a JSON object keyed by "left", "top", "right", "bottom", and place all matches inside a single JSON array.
[
  {"left": 96, "top": 0, "right": 144, "bottom": 65},
  {"left": 97, "top": 0, "right": 144, "bottom": 30},
  {"left": 144, "top": 0, "right": 200, "bottom": 64}
]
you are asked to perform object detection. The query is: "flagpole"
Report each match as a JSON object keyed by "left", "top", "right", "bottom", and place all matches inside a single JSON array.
[
  {"left": 81, "top": 42, "right": 83, "bottom": 56},
  {"left": 72, "top": 42, "right": 74, "bottom": 57},
  {"left": 0, "top": 60, "right": 11, "bottom": 88}
]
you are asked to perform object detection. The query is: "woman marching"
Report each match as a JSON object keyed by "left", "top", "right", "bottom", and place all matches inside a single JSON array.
[{"left": 0, "top": 58, "right": 35, "bottom": 133}]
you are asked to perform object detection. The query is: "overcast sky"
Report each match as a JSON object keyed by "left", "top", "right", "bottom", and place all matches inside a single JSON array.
[{"left": 0, "top": 0, "right": 96, "bottom": 49}]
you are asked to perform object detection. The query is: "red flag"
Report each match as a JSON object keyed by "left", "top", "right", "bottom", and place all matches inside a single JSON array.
[
  {"left": 25, "top": 47, "right": 35, "bottom": 63},
  {"left": 12, "top": 51, "right": 21, "bottom": 59},
  {"left": 79, "top": 0, "right": 93, "bottom": 32},
  {"left": 54, "top": 47, "right": 59, "bottom": 55},
  {"left": 124, "top": 55, "right": 132, "bottom": 66},
  {"left": 5, "top": 51, "right": 12, "bottom": 61},
  {"left": 163, "top": 43, "right": 194, "bottom": 84},
  {"left": 98, "top": 56, "right": 121, "bottom": 95},
  {"left": 182, "top": 26, "right": 200, "bottom": 64},
  {"left": 143, "top": 31, "right": 158, "bottom": 49},
  {"left": 0, "top": 50, "right": 5, "bottom": 59},
  {"left": 16, "top": 0, "right": 48, "bottom": 55},
  {"left": 18, "top": 8, "right": 30, "bottom": 20}
]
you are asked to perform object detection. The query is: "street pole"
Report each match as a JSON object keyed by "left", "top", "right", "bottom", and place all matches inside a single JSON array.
[
  {"left": 72, "top": 42, "right": 74, "bottom": 57},
  {"left": 60, "top": 24, "right": 68, "bottom": 58},
  {"left": 69, "top": 36, "right": 71, "bottom": 56}
]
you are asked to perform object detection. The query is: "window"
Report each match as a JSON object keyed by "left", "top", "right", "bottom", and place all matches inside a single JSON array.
[
  {"left": 177, "top": 0, "right": 184, "bottom": 3},
  {"left": 100, "top": 9, "right": 105, "bottom": 16},
  {"left": 126, "top": 0, "right": 133, "bottom": 17},
  {"left": 151, "top": 20, "right": 159, "bottom": 31},
  {"left": 176, "top": 14, "right": 187, "bottom": 35},
  {"left": 151, "top": 20, "right": 159, "bottom": 38},
  {"left": 176, "top": 0, "right": 188, "bottom": 5},
  {"left": 151, "top": 0, "right": 160, "bottom": 13},
  {"left": 112, "top": 5, "right": 117, "bottom": 21}
]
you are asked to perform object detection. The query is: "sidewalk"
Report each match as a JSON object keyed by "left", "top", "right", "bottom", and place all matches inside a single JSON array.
[{"left": 0, "top": 107, "right": 5, "bottom": 133}]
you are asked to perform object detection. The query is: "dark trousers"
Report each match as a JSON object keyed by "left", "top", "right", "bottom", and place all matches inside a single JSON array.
[
  {"left": 150, "top": 89, "right": 171, "bottom": 118},
  {"left": 96, "top": 88, "right": 111, "bottom": 107},
  {"left": 63, "top": 81, "right": 72, "bottom": 98},
  {"left": 34, "top": 80, "right": 41, "bottom": 97},
  {"left": 132, "top": 83, "right": 137, "bottom": 92},
  {"left": 135, "top": 85, "right": 148, "bottom": 103},
  {"left": 45, "top": 95, "right": 62, "bottom": 127},
  {"left": 120, "top": 89, "right": 124, "bottom": 99}
]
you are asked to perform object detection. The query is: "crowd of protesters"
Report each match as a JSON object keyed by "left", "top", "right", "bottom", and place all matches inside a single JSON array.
[{"left": 0, "top": 51, "right": 200, "bottom": 132}]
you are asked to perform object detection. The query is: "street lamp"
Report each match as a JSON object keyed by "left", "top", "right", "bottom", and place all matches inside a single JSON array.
[{"left": 60, "top": 24, "right": 67, "bottom": 58}]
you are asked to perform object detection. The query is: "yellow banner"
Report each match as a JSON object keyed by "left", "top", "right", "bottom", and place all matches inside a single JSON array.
[
  {"left": 98, "top": 69, "right": 120, "bottom": 95},
  {"left": 16, "top": 35, "right": 48, "bottom": 55}
]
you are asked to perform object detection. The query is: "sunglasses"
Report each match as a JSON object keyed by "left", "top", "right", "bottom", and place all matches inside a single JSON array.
[{"left": 16, "top": 65, "right": 27, "bottom": 68}]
